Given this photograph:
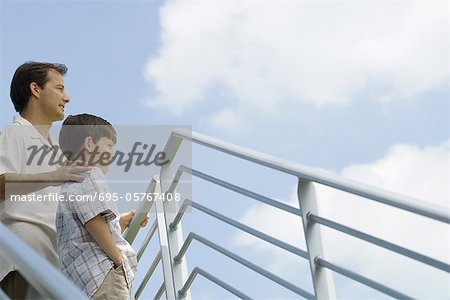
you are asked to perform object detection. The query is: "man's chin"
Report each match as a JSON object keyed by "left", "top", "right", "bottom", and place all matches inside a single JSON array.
[{"left": 53, "top": 113, "right": 65, "bottom": 122}]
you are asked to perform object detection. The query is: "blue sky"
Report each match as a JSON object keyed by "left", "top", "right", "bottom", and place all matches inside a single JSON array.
[{"left": 1, "top": 0, "right": 449, "bottom": 299}]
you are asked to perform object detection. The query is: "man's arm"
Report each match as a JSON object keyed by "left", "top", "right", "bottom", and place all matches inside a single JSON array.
[
  {"left": 85, "top": 215, "right": 123, "bottom": 267},
  {"left": 0, "top": 165, "right": 91, "bottom": 202}
]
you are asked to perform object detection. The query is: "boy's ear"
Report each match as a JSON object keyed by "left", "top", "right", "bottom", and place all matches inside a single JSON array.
[{"left": 83, "top": 136, "right": 94, "bottom": 152}]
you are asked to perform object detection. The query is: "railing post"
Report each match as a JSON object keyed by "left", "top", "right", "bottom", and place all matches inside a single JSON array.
[
  {"left": 160, "top": 133, "right": 191, "bottom": 299},
  {"left": 153, "top": 177, "right": 177, "bottom": 300},
  {"left": 297, "top": 179, "right": 336, "bottom": 300}
]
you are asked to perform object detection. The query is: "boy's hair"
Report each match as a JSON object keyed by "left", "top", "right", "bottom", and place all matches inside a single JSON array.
[
  {"left": 59, "top": 113, "right": 117, "bottom": 161},
  {"left": 10, "top": 61, "right": 68, "bottom": 113}
]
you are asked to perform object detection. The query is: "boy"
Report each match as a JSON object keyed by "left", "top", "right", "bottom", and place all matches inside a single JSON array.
[{"left": 56, "top": 113, "right": 138, "bottom": 299}]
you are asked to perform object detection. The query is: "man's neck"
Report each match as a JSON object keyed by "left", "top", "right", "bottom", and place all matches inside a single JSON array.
[{"left": 20, "top": 111, "right": 52, "bottom": 142}]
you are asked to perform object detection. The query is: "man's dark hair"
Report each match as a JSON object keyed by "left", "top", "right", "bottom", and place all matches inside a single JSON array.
[
  {"left": 10, "top": 61, "right": 68, "bottom": 113},
  {"left": 59, "top": 113, "right": 117, "bottom": 161}
]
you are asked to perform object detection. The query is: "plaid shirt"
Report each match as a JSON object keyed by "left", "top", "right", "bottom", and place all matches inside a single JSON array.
[{"left": 56, "top": 167, "right": 137, "bottom": 299}]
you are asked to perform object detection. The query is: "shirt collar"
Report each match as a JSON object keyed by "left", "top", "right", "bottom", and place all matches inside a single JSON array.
[
  {"left": 13, "top": 114, "right": 33, "bottom": 126},
  {"left": 12, "top": 115, "right": 57, "bottom": 147}
]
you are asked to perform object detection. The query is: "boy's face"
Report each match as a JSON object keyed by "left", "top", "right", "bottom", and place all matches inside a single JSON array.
[{"left": 89, "top": 137, "right": 115, "bottom": 174}]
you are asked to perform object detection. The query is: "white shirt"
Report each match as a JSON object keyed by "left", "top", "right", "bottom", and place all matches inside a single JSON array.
[{"left": 0, "top": 115, "right": 62, "bottom": 280}]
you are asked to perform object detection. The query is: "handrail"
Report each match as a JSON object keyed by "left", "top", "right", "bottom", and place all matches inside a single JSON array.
[
  {"left": 124, "top": 177, "right": 158, "bottom": 244},
  {"left": 178, "top": 267, "right": 253, "bottom": 300},
  {"left": 0, "top": 223, "right": 88, "bottom": 300},
  {"left": 170, "top": 129, "right": 449, "bottom": 224}
]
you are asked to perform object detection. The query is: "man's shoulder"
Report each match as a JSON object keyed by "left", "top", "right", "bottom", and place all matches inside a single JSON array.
[
  {"left": 0, "top": 124, "right": 28, "bottom": 157},
  {"left": 0, "top": 122, "right": 33, "bottom": 143},
  {"left": 0, "top": 123, "right": 20, "bottom": 138}
]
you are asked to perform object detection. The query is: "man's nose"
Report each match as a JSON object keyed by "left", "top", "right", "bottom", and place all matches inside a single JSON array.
[{"left": 63, "top": 93, "right": 70, "bottom": 103}]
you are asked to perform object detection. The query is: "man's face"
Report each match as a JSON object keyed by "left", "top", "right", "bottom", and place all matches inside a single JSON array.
[{"left": 39, "top": 69, "right": 70, "bottom": 122}]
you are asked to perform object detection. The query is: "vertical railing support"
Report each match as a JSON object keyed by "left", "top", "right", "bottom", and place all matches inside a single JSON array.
[
  {"left": 298, "top": 179, "right": 336, "bottom": 300},
  {"left": 154, "top": 177, "right": 177, "bottom": 300},
  {"left": 160, "top": 133, "right": 191, "bottom": 299}
]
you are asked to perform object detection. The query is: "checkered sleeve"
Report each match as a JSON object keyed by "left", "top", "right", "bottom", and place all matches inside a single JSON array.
[{"left": 72, "top": 168, "right": 117, "bottom": 225}]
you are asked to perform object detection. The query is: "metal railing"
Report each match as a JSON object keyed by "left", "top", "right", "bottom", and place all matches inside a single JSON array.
[
  {"left": 1, "top": 129, "right": 448, "bottom": 299},
  {"left": 127, "top": 128, "right": 450, "bottom": 299},
  {"left": 0, "top": 223, "right": 88, "bottom": 300}
]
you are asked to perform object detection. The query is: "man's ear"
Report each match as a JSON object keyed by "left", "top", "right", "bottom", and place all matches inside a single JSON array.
[
  {"left": 83, "top": 136, "right": 94, "bottom": 152},
  {"left": 29, "top": 82, "right": 40, "bottom": 98}
]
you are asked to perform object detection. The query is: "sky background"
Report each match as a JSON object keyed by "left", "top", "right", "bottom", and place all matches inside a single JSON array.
[{"left": 1, "top": 0, "right": 449, "bottom": 299}]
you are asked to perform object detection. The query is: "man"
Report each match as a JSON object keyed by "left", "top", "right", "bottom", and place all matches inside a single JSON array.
[{"left": 0, "top": 61, "right": 89, "bottom": 299}]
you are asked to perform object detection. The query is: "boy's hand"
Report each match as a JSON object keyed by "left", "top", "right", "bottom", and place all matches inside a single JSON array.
[
  {"left": 85, "top": 215, "right": 123, "bottom": 267},
  {"left": 119, "top": 210, "right": 150, "bottom": 232}
]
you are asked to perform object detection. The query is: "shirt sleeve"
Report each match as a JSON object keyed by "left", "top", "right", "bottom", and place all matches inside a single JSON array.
[
  {"left": 0, "top": 127, "right": 24, "bottom": 175},
  {"left": 71, "top": 168, "right": 118, "bottom": 225}
]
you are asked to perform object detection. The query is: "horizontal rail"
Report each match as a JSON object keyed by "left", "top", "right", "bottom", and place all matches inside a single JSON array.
[
  {"left": 169, "top": 198, "right": 192, "bottom": 231},
  {"left": 170, "top": 199, "right": 308, "bottom": 259},
  {"left": 174, "top": 232, "right": 314, "bottom": 299},
  {"left": 137, "top": 219, "right": 158, "bottom": 262},
  {"left": 178, "top": 267, "right": 253, "bottom": 300},
  {"left": 135, "top": 250, "right": 162, "bottom": 300},
  {"left": 171, "top": 165, "right": 302, "bottom": 217},
  {"left": 167, "top": 165, "right": 185, "bottom": 194},
  {"left": 171, "top": 129, "right": 449, "bottom": 224},
  {"left": 154, "top": 283, "right": 165, "bottom": 300},
  {"left": 315, "top": 257, "right": 413, "bottom": 299},
  {"left": 0, "top": 223, "right": 88, "bottom": 300},
  {"left": 309, "top": 213, "right": 450, "bottom": 273}
]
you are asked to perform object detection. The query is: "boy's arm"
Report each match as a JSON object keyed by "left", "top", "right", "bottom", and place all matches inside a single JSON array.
[
  {"left": 0, "top": 165, "right": 91, "bottom": 202},
  {"left": 85, "top": 215, "right": 123, "bottom": 267}
]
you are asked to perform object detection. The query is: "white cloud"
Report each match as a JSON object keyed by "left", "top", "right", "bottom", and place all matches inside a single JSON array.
[
  {"left": 144, "top": 0, "right": 449, "bottom": 130},
  {"left": 232, "top": 140, "right": 450, "bottom": 298}
]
